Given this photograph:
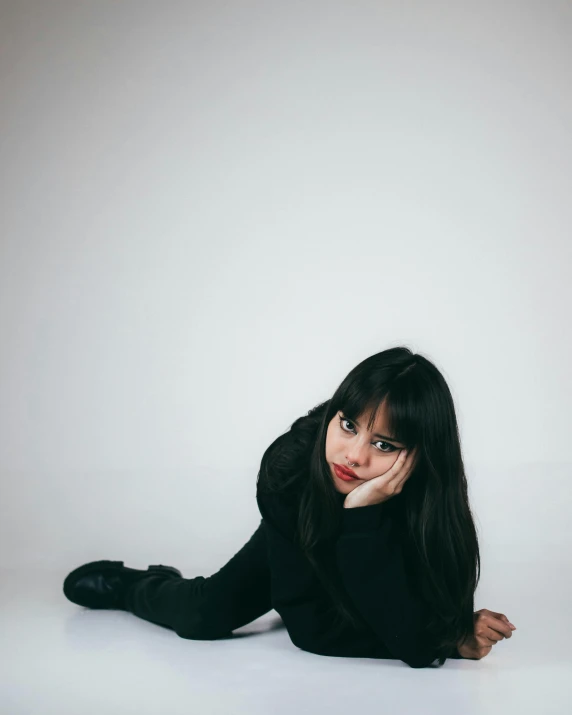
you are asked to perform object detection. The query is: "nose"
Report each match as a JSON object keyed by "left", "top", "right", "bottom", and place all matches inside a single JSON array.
[{"left": 346, "top": 441, "right": 369, "bottom": 467}]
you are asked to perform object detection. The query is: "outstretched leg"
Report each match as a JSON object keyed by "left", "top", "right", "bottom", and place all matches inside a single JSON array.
[{"left": 124, "top": 519, "right": 272, "bottom": 640}]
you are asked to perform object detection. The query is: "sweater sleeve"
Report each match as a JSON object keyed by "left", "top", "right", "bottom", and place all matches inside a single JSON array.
[
  {"left": 336, "top": 503, "right": 446, "bottom": 668},
  {"left": 256, "top": 490, "right": 347, "bottom": 652}
]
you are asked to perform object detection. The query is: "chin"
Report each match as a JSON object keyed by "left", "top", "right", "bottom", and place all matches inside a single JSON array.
[{"left": 333, "top": 481, "right": 355, "bottom": 493}]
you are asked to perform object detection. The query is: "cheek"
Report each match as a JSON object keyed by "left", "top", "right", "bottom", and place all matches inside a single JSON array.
[
  {"left": 376, "top": 452, "right": 400, "bottom": 472},
  {"left": 325, "top": 432, "right": 341, "bottom": 457}
]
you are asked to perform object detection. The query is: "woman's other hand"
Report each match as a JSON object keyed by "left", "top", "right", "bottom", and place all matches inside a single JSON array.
[{"left": 457, "top": 609, "right": 517, "bottom": 659}]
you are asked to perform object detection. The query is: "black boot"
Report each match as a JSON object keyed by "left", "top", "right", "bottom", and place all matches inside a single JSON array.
[{"left": 63, "top": 559, "right": 182, "bottom": 610}]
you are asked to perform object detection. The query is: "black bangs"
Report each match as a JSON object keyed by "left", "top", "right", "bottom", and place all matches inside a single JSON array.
[
  {"left": 382, "top": 380, "right": 425, "bottom": 450},
  {"left": 334, "top": 385, "right": 421, "bottom": 450}
]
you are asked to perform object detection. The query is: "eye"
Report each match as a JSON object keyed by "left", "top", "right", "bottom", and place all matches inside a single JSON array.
[
  {"left": 338, "top": 415, "right": 398, "bottom": 453},
  {"left": 339, "top": 416, "right": 355, "bottom": 434}
]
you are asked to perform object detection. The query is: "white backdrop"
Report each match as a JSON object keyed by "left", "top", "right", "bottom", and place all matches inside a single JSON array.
[{"left": 1, "top": 0, "right": 570, "bottom": 582}]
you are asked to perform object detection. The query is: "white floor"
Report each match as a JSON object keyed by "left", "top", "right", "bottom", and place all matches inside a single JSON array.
[{"left": 0, "top": 560, "right": 570, "bottom": 715}]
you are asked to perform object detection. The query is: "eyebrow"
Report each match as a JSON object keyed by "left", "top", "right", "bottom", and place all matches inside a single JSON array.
[{"left": 342, "top": 413, "right": 402, "bottom": 444}]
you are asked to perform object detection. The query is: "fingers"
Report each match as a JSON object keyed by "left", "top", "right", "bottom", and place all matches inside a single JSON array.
[
  {"left": 394, "top": 447, "right": 417, "bottom": 483},
  {"left": 476, "top": 611, "right": 515, "bottom": 640},
  {"left": 493, "top": 620, "right": 513, "bottom": 639},
  {"left": 479, "top": 609, "right": 517, "bottom": 631},
  {"left": 404, "top": 447, "right": 418, "bottom": 471},
  {"left": 384, "top": 449, "right": 409, "bottom": 487},
  {"left": 479, "top": 625, "right": 508, "bottom": 642},
  {"left": 496, "top": 612, "right": 517, "bottom": 630}
]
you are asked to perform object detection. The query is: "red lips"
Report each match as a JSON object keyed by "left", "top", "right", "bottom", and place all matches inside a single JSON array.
[{"left": 333, "top": 463, "right": 359, "bottom": 480}]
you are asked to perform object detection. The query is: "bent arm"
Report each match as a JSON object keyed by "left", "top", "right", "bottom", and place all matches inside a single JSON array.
[
  {"left": 256, "top": 490, "right": 348, "bottom": 651},
  {"left": 336, "top": 503, "right": 448, "bottom": 668}
]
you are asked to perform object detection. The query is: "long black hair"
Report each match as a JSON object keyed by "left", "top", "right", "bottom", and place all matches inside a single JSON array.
[{"left": 256, "top": 346, "right": 480, "bottom": 665}]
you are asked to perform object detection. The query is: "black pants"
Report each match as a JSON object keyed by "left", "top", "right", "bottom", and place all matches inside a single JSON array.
[{"left": 123, "top": 519, "right": 273, "bottom": 640}]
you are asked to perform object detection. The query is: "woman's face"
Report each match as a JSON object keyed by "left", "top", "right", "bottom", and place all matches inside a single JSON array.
[{"left": 325, "top": 401, "right": 406, "bottom": 494}]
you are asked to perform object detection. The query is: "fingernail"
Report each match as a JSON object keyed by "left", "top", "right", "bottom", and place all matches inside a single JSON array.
[{"left": 509, "top": 623, "right": 516, "bottom": 629}]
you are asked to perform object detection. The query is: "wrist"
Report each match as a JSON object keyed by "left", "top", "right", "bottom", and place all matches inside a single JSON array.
[{"left": 343, "top": 496, "right": 385, "bottom": 509}]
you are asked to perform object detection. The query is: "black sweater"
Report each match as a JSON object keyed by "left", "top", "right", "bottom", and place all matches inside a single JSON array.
[{"left": 256, "top": 483, "right": 463, "bottom": 668}]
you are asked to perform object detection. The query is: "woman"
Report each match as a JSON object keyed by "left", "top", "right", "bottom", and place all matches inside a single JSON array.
[{"left": 63, "top": 346, "right": 516, "bottom": 668}]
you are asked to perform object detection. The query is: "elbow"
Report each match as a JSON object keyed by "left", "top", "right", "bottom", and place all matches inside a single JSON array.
[
  {"left": 289, "top": 631, "right": 322, "bottom": 655},
  {"left": 400, "top": 649, "right": 442, "bottom": 669},
  {"left": 286, "top": 627, "right": 329, "bottom": 657},
  {"left": 392, "top": 634, "right": 444, "bottom": 668},
  {"left": 404, "top": 657, "right": 440, "bottom": 669}
]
